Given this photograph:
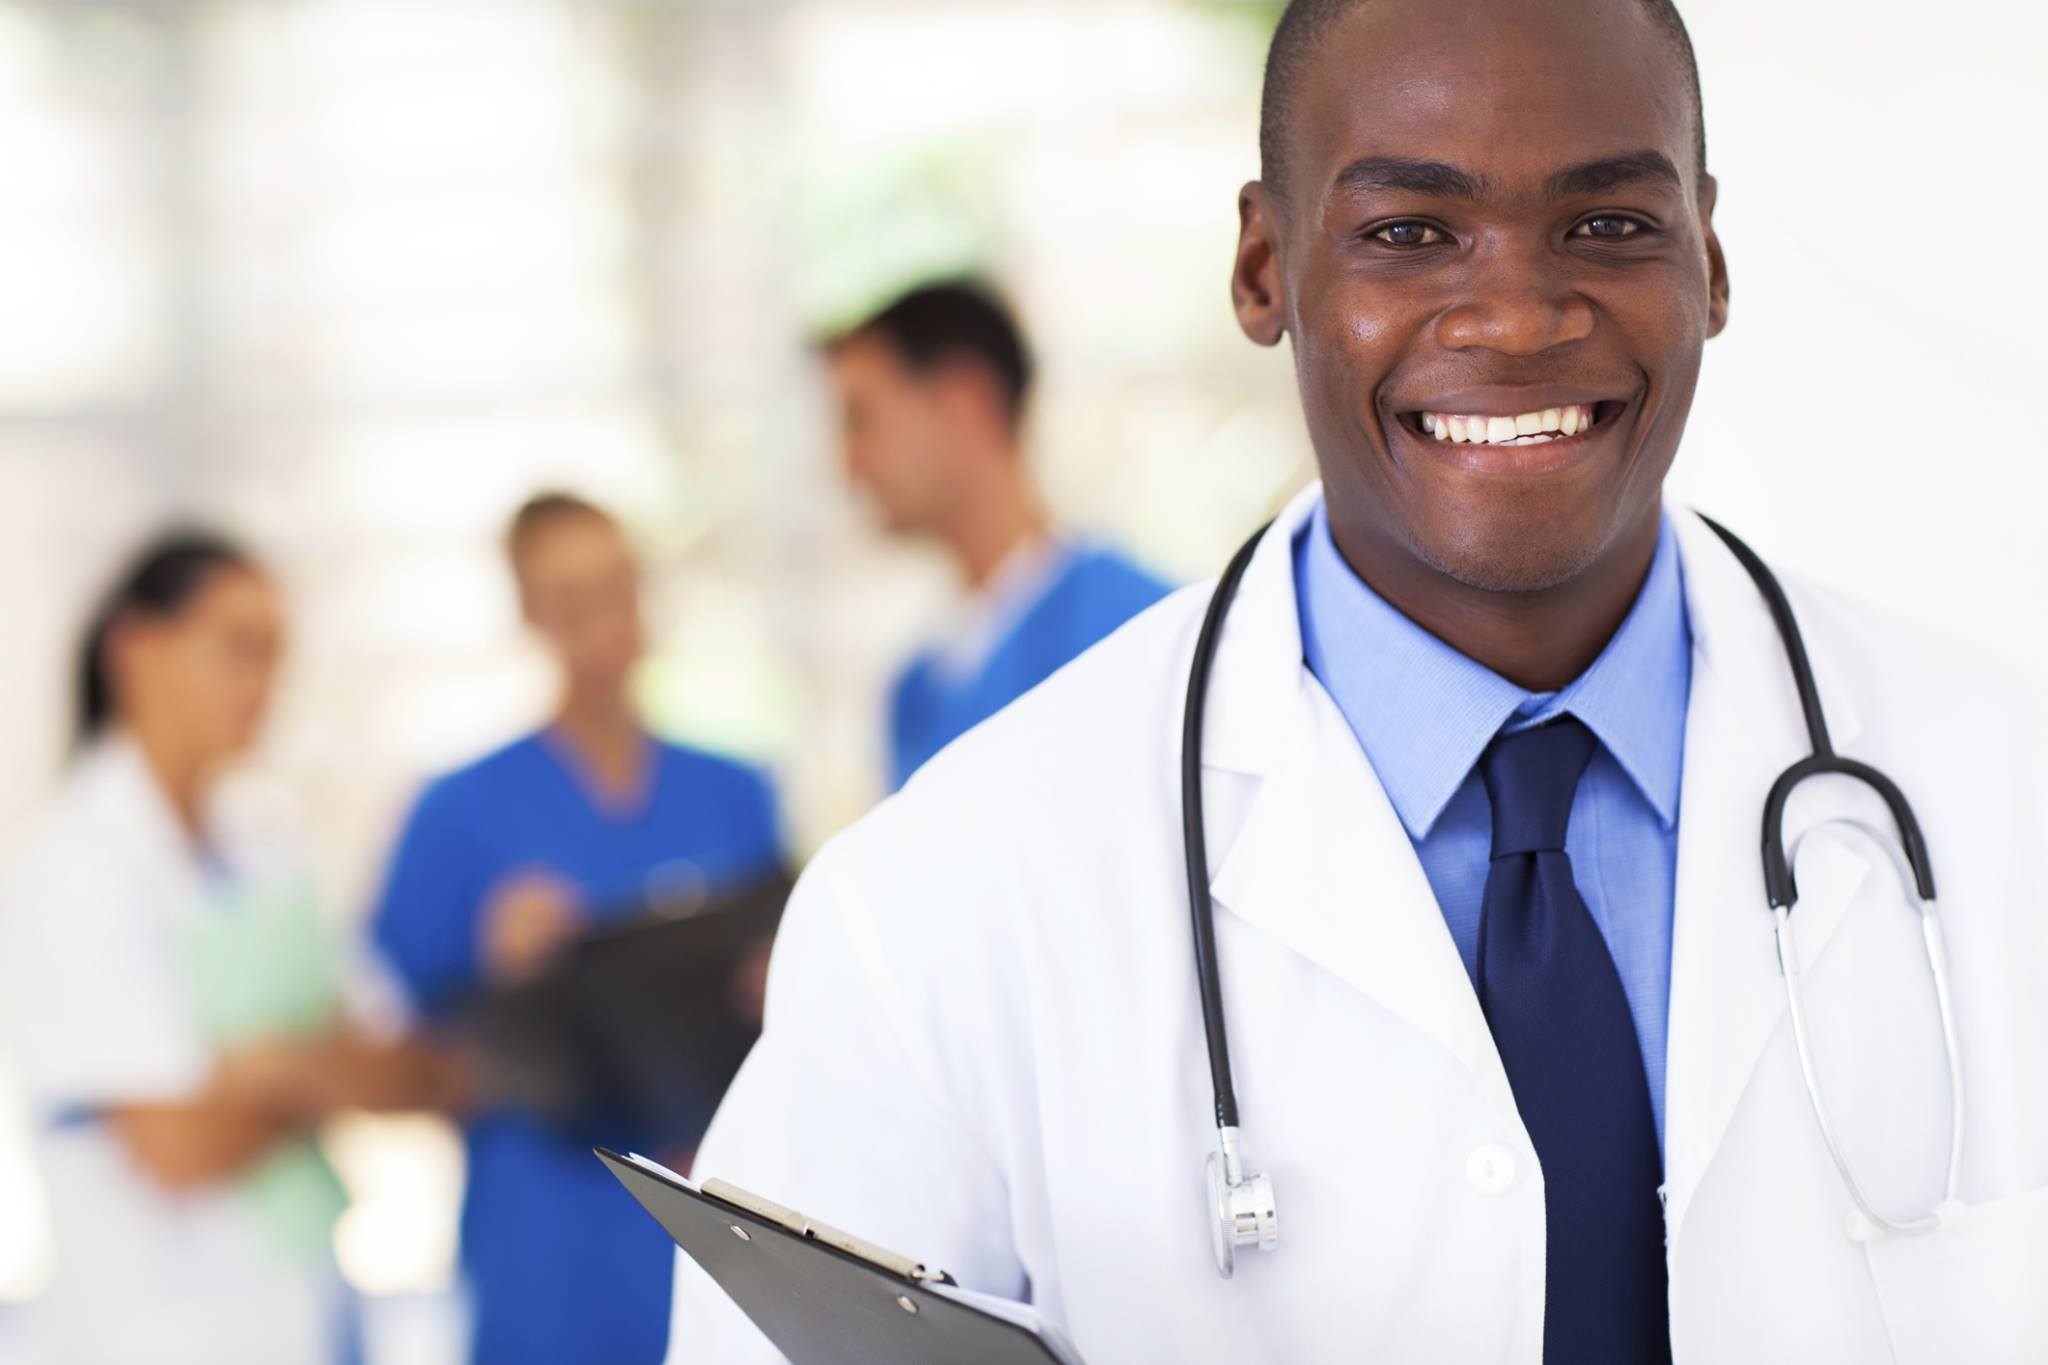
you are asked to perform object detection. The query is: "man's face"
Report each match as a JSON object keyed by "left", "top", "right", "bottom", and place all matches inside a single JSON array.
[
  {"left": 828, "top": 334, "right": 958, "bottom": 538},
  {"left": 1236, "top": 0, "right": 1728, "bottom": 593},
  {"left": 516, "top": 513, "right": 646, "bottom": 690}
]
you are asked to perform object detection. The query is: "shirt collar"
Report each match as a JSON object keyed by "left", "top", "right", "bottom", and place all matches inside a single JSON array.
[
  {"left": 1294, "top": 497, "right": 1690, "bottom": 837},
  {"left": 931, "top": 535, "right": 1070, "bottom": 683}
]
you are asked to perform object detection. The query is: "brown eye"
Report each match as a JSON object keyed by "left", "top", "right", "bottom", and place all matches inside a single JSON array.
[
  {"left": 1371, "top": 222, "right": 1445, "bottom": 246},
  {"left": 1573, "top": 216, "right": 1642, "bottom": 239}
]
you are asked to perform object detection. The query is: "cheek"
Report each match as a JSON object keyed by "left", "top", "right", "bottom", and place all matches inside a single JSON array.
[
  {"left": 178, "top": 647, "right": 259, "bottom": 736},
  {"left": 1298, "top": 275, "right": 1410, "bottom": 383},
  {"left": 1294, "top": 286, "right": 1412, "bottom": 442},
  {"left": 1598, "top": 253, "right": 1714, "bottom": 356}
]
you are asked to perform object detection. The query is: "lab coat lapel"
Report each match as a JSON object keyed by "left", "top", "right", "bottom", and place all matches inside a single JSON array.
[
  {"left": 1662, "top": 510, "right": 1872, "bottom": 1243},
  {"left": 1199, "top": 487, "right": 1514, "bottom": 1110},
  {"left": 86, "top": 736, "right": 212, "bottom": 922}
]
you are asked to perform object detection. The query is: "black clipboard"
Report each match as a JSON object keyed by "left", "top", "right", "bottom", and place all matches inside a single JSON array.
[
  {"left": 454, "top": 872, "right": 792, "bottom": 1146},
  {"left": 597, "top": 1149, "right": 1086, "bottom": 1365}
]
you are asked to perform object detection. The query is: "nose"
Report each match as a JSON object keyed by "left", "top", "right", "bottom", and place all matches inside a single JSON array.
[{"left": 1434, "top": 247, "right": 1595, "bottom": 356}]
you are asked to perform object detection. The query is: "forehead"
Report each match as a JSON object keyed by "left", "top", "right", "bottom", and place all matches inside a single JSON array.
[
  {"left": 518, "top": 514, "right": 632, "bottom": 581},
  {"left": 186, "top": 566, "right": 276, "bottom": 619},
  {"left": 1289, "top": 0, "right": 1696, "bottom": 203},
  {"left": 827, "top": 333, "right": 912, "bottom": 390}
]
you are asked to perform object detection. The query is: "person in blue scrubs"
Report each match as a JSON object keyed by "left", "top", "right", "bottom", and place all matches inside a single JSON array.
[
  {"left": 821, "top": 281, "right": 1171, "bottom": 788},
  {"left": 371, "top": 493, "right": 781, "bottom": 1365}
]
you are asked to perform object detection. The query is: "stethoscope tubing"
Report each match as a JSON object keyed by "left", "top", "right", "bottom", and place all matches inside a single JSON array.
[{"left": 1179, "top": 521, "right": 1270, "bottom": 1134}]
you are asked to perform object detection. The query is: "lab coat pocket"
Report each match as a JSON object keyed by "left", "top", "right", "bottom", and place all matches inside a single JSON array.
[{"left": 1862, "top": 1185, "right": 2048, "bottom": 1365}]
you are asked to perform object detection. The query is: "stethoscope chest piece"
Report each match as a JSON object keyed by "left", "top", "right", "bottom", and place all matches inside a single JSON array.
[{"left": 1207, "top": 1125, "right": 1278, "bottom": 1278}]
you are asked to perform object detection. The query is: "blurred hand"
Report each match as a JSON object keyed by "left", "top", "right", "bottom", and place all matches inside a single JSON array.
[
  {"left": 215, "top": 1038, "right": 330, "bottom": 1120},
  {"left": 217, "top": 1028, "right": 481, "bottom": 1124},
  {"left": 479, "top": 867, "right": 587, "bottom": 987},
  {"left": 728, "top": 935, "right": 774, "bottom": 1026}
]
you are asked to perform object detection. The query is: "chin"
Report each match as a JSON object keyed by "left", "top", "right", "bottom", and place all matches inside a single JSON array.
[
  {"left": 219, "top": 728, "right": 264, "bottom": 763},
  {"left": 1417, "top": 532, "right": 1605, "bottom": 594},
  {"left": 1401, "top": 482, "right": 1624, "bottom": 595}
]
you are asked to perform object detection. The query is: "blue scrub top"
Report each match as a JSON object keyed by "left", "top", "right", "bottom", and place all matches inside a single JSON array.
[
  {"left": 888, "top": 545, "right": 1170, "bottom": 788},
  {"left": 371, "top": 732, "right": 781, "bottom": 1365}
]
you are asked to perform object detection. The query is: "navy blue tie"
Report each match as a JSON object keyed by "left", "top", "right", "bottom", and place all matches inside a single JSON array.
[{"left": 1476, "top": 717, "right": 1670, "bottom": 1364}]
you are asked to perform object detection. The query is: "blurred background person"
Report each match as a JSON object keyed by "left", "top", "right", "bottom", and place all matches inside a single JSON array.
[
  {"left": 0, "top": 533, "right": 467, "bottom": 1365},
  {"left": 824, "top": 281, "right": 1173, "bottom": 789},
  {"left": 369, "top": 493, "right": 783, "bottom": 1365}
]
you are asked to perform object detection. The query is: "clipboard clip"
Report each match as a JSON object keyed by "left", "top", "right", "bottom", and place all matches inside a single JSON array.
[{"left": 701, "top": 1177, "right": 959, "bottom": 1286}]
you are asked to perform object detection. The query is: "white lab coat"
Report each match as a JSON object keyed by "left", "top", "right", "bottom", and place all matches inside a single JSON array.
[
  {"left": 0, "top": 738, "right": 348, "bottom": 1365},
  {"left": 669, "top": 486, "right": 2048, "bottom": 1364}
]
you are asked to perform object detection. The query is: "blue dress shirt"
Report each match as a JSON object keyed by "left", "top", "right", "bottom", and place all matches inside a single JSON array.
[{"left": 1294, "top": 500, "right": 1691, "bottom": 1138}]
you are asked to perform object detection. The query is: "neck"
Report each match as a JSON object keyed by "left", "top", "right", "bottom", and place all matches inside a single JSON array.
[
  {"left": 1328, "top": 509, "right": 1664, "bottom": 694},
  {"left": 126, "top": 724, "right": 212, "bottom": 838},
  {"left": 942, "top": 450, "right": 1048, "bottom": 588},
  {"left": 552, "top": 682, "right": 640, "bottom": 758},
  {"left": 549, "top": 683, "right": 648, "bottom": 808}
]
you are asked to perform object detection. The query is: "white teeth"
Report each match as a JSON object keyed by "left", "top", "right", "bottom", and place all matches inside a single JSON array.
[{"left": 1414, "top": 403, "right": 1599, "bottom": 445}]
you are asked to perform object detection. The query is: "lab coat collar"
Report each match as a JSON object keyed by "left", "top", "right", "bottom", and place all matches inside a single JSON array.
[
  {"left": 67, "top": 735, "right": 216, "bottom": 921},
  {"left": 1203, "top": 483, "right": 1519, "bottom": 1121},
  {"left": 1192, "top": 484, "right": 1320, "bottom": 779},
  {"left": 72, "top": 733, "right": 288, "bottom": 898}
]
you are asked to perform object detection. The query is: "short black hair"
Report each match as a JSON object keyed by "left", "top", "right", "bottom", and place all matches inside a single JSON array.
[
  {"left": 828, "top": 280, "right": 1034, "bottom": 426},
  {"left": 1259, "top": 0, "right": 1706, "bottom": 200}
]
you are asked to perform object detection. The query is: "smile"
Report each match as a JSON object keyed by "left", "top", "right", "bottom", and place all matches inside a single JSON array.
[{"left": 1413, "top": 402, "right": 1621, "bottom": 446}]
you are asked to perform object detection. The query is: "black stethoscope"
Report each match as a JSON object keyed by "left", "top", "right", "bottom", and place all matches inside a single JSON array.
[{"left": 1181, "top": 512, "right": 1963, "bottom": 1277}]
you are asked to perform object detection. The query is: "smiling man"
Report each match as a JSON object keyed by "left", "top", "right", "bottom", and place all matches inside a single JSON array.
[{"left": 663, "top": 1, "right": 2048, "bottom": 1360}]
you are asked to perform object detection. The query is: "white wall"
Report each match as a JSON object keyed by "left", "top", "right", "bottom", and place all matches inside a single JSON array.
[{"left": 1672, "top": 0, "right": 2048, "bottom": 677}]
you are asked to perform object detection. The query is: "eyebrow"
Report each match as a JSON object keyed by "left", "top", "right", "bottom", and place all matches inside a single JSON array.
[
  {"left": 1545, "top": 149, "right": 1684, "bottom": 198},
  {"left": 1331, "top": 155, "right": 1491, "bottom": 201},
  {"left": 1328, "top": 148, "right": 1685, "bottom": 204}
]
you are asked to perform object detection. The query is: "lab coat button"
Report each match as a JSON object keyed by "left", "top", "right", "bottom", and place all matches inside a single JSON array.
[
  {"left": 1466, "top": 1144, "right": 1517, "bottom": 1195},
  {"left": 1843, "top": 1208, "right": 1883, "bottom": 1243}
]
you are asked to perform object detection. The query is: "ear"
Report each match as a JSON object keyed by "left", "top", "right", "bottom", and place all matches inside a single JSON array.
[
  {"left": 99, "top": 611, "right": 154, "bottom": 703},
  {"left": 930, "top": 358, "right": 1013, "bottom": 443},
  {"left": 1231, "top": 181, "right": 1288, "bottom": 348},
  {"left": 1698, "top": 174, "right": 1730, "bottom": 339}
]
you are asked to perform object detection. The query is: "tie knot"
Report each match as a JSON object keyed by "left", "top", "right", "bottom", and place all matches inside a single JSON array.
[{"left": 1480, "top": 715, "right": 1597, "bottom": 857}]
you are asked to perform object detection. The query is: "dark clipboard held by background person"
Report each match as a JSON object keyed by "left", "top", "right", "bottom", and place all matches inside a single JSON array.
[{"left": 452, "top": 870, "right": 794, "bottom": 1151}]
